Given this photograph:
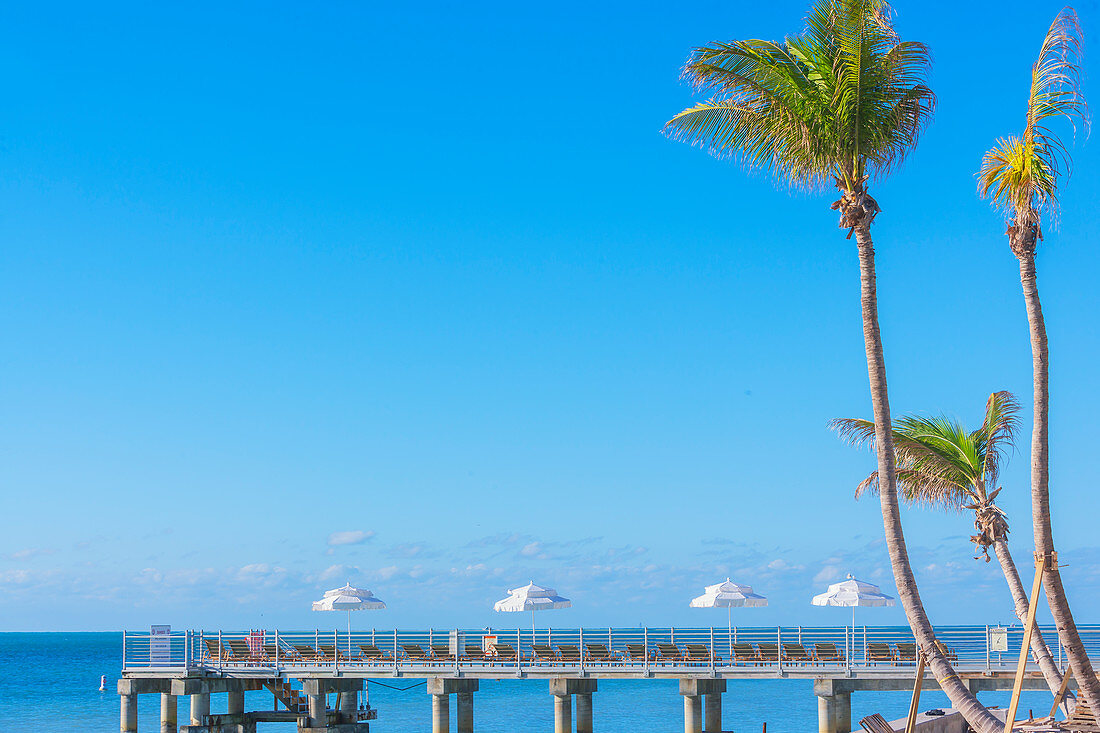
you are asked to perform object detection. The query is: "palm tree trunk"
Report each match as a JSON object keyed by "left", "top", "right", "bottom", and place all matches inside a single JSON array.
[
  {"left": 855, "top": 226, "right": 1001, "bottom": 733},
  {"left": 992, "top": 538, "right": 1066, "bottom": 696},
  {"left": 1018, "top": 250, "right": 1100, "bottom": 710}
]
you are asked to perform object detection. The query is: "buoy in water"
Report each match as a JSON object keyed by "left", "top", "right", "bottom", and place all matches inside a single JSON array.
[{"left": 99, "top": 675, "right": 107, "bottom": 692}]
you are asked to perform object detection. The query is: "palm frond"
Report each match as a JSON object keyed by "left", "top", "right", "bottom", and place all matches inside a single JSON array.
[
  {"left": 975, "top": 391, "right": 1020, "bottom": 489},
  {"left": 834, "top": 393, "right": 1019, "bottom": 512},
  {"left": 664, "top": 0, "right": 934, "bottom": 192},
  {"left": 855, "top": 467, "right": 974, "bottom": 511},
  {"left": 978, "top": 7, "right": 1088, "bottom": 230}
]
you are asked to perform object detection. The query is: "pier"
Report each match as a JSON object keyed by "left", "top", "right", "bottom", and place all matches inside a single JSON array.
[{"left": 119, "top": 625, "right": 1098, "bottom": 732}]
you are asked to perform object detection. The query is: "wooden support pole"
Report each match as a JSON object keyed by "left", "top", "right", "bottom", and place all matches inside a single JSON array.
[
  {"left": 1005, "top": 554, "right": 1048, "bottom": 733},
  {"left": 904, "top": 651, "right": 927, "bottom": 733},
  {"left": 1048, "top": 665, "right": 1073, "bottom": 719}
]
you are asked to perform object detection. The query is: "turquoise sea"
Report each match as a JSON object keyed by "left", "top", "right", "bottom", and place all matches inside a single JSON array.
[{"left": 0, "top": 633, "right": 1063, "bottom": 731}]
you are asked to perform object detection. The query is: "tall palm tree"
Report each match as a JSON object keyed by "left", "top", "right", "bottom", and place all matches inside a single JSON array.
[
  {"left": 663, "top": 2, "right": 998, "bottom": 729},
  {"left": 977, "top": 8, "right": 1097, "bottom": 711},
  {"left": 833, "top": 392, "right": 1067, "bottom": 699}
]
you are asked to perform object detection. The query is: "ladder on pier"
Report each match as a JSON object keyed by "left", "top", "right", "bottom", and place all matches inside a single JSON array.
[{"left": 264, "top": 680, "right": 308, "bottom": 713}]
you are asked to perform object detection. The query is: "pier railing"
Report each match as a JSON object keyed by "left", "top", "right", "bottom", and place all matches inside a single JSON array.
[{"left": 121, "top": 624, "right": 1100, "bottom": 674}]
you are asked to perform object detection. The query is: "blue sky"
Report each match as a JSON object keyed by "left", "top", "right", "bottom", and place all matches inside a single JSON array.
[{"left": 3, "top": 0, "right": 1100, "bottom": 631}]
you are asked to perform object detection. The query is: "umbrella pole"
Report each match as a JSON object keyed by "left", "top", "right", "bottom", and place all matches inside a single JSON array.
[
  {"left": 348, "top": 610, "right": 352, "bottom": 659},
  {"left": 532, "top": 610, "right": 536, "bottom": 644},
  {"left": 728, "top": 606, "right": 733, "bottom": 657},
  {"left": 851, "top": 605, "right": 856, "bottom": 664}
]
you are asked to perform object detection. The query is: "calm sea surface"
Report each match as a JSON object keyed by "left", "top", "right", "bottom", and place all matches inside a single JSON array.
[{"left": 0, "top": 633, "right": 1059, "bottom": 731}]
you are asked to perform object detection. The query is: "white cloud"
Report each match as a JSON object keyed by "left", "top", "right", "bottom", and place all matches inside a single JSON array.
[
  {"left": 327, "top": 530, "right": 375, "bottom": 547},
  {"left": 0, "top": 570, "right": 31, "bottom": 584},
  {"left": 235, "top": 564, "right": 288, "bottom": 587},
  {"left": 320, "top": 564, "right": 360, "bottom": 582},
  {"left": 376, "top": 565, "right": 399, "bottom": 581},
  {"left": 3, "top": 548, "right": 55, "bottom": 561},
  {"left": 814, "top": 565, "right": 840, "bottom": 584},
  {"left": 388, "top": 543, "right": 437, "bottom": 559}
]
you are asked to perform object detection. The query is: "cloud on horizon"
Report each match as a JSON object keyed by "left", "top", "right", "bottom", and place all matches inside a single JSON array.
[
  {"left": 327, "top": 530, "right": 375, "bottom": 547},
  {"left": 5, "top": 533, "right": 1100, "bottom": 629}
]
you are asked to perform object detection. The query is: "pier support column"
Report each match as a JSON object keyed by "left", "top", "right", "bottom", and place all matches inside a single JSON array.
[
  {"left": 431, "top": 694, "right": 450, "bottom": 733},
  {"left": 550, "top": 678, "right": 597, "bottom": 733},
  {"left": 120, "top": 693, "right": 138, "bottom": 732},
  {"left": 683, "top": 695, "right": 702, "bottom": 733},
  {"left": 680, "top": 679, "right": 724, "bottom": 733},
  {"left": 427, "top": 678, "right": 478, "bottom": 733},
  {"left": 814, "top": 678, "right": 853, "bottom": 733},
  {"left": 160, "top": 693, "right": 177, "bottom": 733},
  {"left": 554, "top": 695, "right": 572, "bottom": 733},
  {"left": 340, "top": 687, "right": 358, "bottom": 716},
  {"left": 576, "top": 691, "right": 593, "bottom": 733},
  {"left": 189, "top": 693, "right": 209, "bottom": 726},
  {"left": 456, "top": 691, "right": 474, "bottom": 733},
  {"left": 835, "top": 691, "right": 851, "bottom": 733},
  {"left": 227, "top": 690, "right": 244, "bottom": 716},
  {"left": 704, "top": 693, "right": 721, "bottom": 733},
  {"left": 299, "top": 678, "right": 361, "bottom": 728},
  {"left": 308, "top": 692, "right": 326, "bottom": 727},
  {"left": 818, "top": 695, "right": 838, "bottom": 733}
]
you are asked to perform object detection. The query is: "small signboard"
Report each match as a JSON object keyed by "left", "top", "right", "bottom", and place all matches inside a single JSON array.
[
  {"left": 990, "top": 626, "right": 1008, "bottom": 653},
  {"left": 482, "top": 634, "right": 498, "bottom": 656},
  {"left": 449, "top": 630, "right": 466, "bottom": 658},
  {"left": 150, "top": 625, "right": 172, "bottom": 663}
]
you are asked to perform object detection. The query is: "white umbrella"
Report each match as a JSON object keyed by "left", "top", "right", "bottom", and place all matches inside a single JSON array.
[
  {"left": 812, "top": 574, "right": 895, "bottom": 660},
  {"left": 312, "top": 583, "right": 386, "bottom": 656},
  {"left": 493, "top": 581, "right": 571, "bottom": 641},
  {"left": 690, "top": 578, "right": 767, "bottom": 651}
]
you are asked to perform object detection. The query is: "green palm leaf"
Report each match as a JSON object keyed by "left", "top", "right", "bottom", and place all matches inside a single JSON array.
[
  {"left": 664, "top": 0, "right": 934, "bottom": 192},
  {"left": 978, "top": 8, "right": 1088, "bottom": 231},
  {"left": 831, "top": 390, "right": 1019, "bottom": 513}
]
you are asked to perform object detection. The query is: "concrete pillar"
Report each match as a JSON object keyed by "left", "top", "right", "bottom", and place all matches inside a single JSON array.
[
  {"left": 432, "top": 694, "right": 450, "bottom": 733},
  {"left": 554, "top": 694, "right": 572, "bottom": 733},
  {"left": 818, "top": 695, "right": 838, "bottom": 733},
  {"left": 427, "top": 678, "right": 478, "bottom": 733},
  {"left": 704, "top": 692, "right": 722, "bottom": 733},
  {"left": 227, "top": 690, "right": 244, "bottom": 716},
  {"left": 679, "top": 680, "right": 721, "bottom": 733},
  {"left": 308, "top": 692, "right": 326, "bottom": 727},
  {"left": 835, "top": 691, "right": 851, "bottom": 733},
  {"left": 456, "top": 691, "right": 474, "bottom": 733},
  {"left": 120, "top": 693, "right": 138, "bottom": 733},
  {"left": 576, "top": 691, "right": 593, "bottom": 733},
  {"left": 340, "top": 687, "right": 358, "bottom": 715},
  {"left": 160, "top": 693, "right": 177, "bottom": 733},
  {"left": 189, "top": 693, "right": 209, "bottom": 726},
  {"left": 683, "top": 695, "right": 702, "bottom": 733}
]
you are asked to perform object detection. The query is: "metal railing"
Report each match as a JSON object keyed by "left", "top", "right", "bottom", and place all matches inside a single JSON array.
[{"left": 120, "top": 625, "right": 1100, "bottom": 674}]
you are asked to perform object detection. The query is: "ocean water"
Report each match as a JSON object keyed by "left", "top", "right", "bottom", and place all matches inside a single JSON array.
[{"left": 0, "top": 633, "right": 1061, "bottom": 731}]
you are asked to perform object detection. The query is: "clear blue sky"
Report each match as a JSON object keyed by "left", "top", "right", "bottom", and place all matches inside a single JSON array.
[{"left": 2, "top": 0, "right": 1099, "bottom": 631}]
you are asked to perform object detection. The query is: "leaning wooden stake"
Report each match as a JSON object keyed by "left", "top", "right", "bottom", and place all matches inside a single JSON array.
[
  {"left": 1048, "top": 665, "right": 1073, "bottom": 719},
  {"left": 905, "top": 650, "right": 927, "bottom": 733},
  {"left": 1006, "top": 554, "right": 1048, "bottom": 733}
]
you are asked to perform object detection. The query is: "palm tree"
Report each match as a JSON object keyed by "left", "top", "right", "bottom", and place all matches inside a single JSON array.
[
  {"left": 977, "top": 8, "right": 1098, "bottom": 711},
  {"left": 833, "top": 391, "right": 1067, "bottom": 699},
  {"left": 663, "top": 2, "right": 999, "bottom": 729}
]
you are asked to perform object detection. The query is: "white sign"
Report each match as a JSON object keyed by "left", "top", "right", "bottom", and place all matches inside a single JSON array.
[
  {"left": 990, "top": 627, "right": 1008, "bottom": 653},
  {"left": 449, "top": 630, "right": 466, "bottom": 658},
  {"left": 151, "top": 625, "right": 172, "bottom": 663}
]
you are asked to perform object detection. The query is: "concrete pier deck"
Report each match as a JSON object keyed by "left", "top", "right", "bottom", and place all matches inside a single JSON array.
[{"left": 118, "top": 625, "right": 1096, "bottom": 733}]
